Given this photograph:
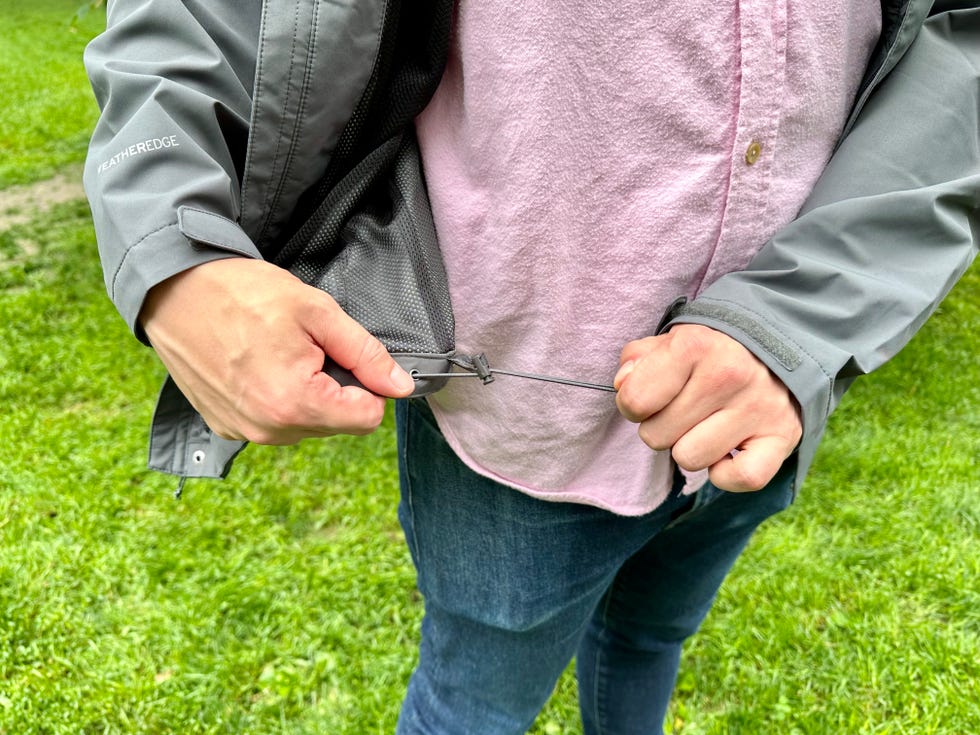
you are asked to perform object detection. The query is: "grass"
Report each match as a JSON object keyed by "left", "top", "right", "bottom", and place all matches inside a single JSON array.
[
  {"left": 1, "top": 5, "right": 979, "bottom": 734},
  {"left": 1, "top": 204, "right": 419, "bottom": 734},
  {"left": 0, "top": 0, "right": 103, "bottom": 188}
]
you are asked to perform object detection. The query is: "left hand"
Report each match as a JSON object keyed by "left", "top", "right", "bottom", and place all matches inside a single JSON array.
[{"left": 614, "top": 324, "right": 802, "bottom": 492}]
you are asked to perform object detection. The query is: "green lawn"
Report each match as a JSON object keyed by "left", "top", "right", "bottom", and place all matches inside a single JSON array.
[
  {"left": 1, "top": 5, "right": 979, "bottom": 734},
  {"left": 0, "top": 0, "right": 103, "bottom": 188}
]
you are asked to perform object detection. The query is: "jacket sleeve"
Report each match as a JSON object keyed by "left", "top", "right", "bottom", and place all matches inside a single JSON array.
[
  {"left": 664, "top": 7, "right": 980, "bottom": 488},
  {"left": 83, "top": 0, "right": 264, "bottom": 339}
]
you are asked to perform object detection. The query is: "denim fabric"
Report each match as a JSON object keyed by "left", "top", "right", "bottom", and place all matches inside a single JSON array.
[{"left": 395, "top": 398, "right": 795, "bottom": 735}]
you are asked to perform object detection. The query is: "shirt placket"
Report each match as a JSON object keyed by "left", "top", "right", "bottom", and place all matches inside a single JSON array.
[{"left": 697, "top": 0, "right": 788, "bottom": 292}]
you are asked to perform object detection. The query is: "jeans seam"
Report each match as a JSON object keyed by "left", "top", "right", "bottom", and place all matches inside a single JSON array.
[
  {"left": 592, "top": 588, "right": 617, "bottom": 735},
  {"left": 402, "top": 402, "right": 425, "bottom": 593},
  {"left": 399, "top": 401, "right": 446, "bottom": 733}
]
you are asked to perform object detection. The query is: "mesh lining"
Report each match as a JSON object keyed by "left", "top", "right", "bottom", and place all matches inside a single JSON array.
[
  {"left": 273, "top": 2, "right": 456, "bottom": 378},
  {"left": 282, "top": 133, "right": 454, "bottom": 355}
]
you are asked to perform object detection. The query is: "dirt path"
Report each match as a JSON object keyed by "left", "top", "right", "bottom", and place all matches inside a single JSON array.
[{"left": 0, "top": 166, "right": 86, "bottom": 231}]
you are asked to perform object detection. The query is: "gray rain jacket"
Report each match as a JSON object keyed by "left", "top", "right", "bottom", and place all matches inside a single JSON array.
[{"left": 84, "top": 0, "right": 979, "bottom": 488}]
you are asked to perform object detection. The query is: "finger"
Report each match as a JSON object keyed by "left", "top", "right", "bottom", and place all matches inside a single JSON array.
[
  {"left": 706, "top": 435, "right": 795, "bottom": 492},
  {"left": 228, "top": 380, "right": 388, "bottom": 445},
  {"left": 616, "top": 350, "right": 692, "bottom": 423},
  {"left": 617, "top": 336, "right": 660, "bottom": 372},
  {"left": 302, "top": 291, "right": 415, "bottom": 398},
  {"left": 635, "top": 359, "right": 773, "bottom": 452},
  {"left": 644, "top": 408, "right": 741, "bottom": 468},
  {"left": 301, "top": 370, "right": 389, "bottom": 435},
  {"left": 218, "top": 347, "right": 389, "bottom": 443}
]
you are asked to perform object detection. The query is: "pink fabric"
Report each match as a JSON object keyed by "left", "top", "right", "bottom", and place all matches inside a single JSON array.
[{"left": 415, "top": 0, "right": 881, "bottom": 515}]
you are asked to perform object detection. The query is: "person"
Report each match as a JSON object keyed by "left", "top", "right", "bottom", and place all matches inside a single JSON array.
[{"left": 84, "top": 1, "right": 979, "bottom": 733}]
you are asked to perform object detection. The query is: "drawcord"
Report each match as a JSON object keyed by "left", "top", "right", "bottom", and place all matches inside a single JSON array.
[
  {"left": 410, "top": 353, "right": 617, "bottom": 393},
  {"left": 174, "top": 353, "right": 614, "bottom": 500}
]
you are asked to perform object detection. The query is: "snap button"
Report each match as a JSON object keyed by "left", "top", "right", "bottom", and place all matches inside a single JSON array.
[
  {"left": 192, "top": 450, "right": 206, "bottom": 465},
  {"left": 744, "top": 140, "right": 762, "bottom": 165}
]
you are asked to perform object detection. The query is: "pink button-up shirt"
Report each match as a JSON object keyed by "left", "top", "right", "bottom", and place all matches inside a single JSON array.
[{"left": 416, "top": 0, "right": 881, "bottom": 514}]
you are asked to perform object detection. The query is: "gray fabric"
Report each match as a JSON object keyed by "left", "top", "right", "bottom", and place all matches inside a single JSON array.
[
  {"left": 84, "top": 0, "right": 262, "bottom": 336},
  {"left": 148, "top": 377, "right": 246, "bottom": 479},
  {"left": 84, "top": 0, "right": 390, "bottom": 476},
  {"left": 277, "top": 133, "right": 455, "bottom": 395},
  {"left": 268, "top": 0, "right": 455, "bottom": 395},
  {"left": 239, "top": 0, "right": 384, "bottom": 249},
  {"left": 670, "top": 302, "right": 803, "bottom": 371},
  {"left": 83, "top": 0, "right": 386, "bottom": 335},
  {"left": 177, "top": 207, "right": 260, "bottom": 254},
  {"left": 841, "top": 0, "right": 932, "bottom": 141}
]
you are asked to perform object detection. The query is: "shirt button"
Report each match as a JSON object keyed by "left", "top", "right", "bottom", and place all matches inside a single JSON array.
[{"left": 745, "top": 140, "right": 762, "bottom": 165}]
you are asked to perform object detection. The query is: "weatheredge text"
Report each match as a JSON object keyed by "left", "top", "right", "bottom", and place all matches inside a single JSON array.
[{"left": 97, "top": 135, "right": 180, "bottom": 173}]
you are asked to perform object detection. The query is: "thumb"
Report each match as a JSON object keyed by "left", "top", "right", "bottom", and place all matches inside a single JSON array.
[{"left": 305, "top": 294, "right": 416, "bottom": 398}]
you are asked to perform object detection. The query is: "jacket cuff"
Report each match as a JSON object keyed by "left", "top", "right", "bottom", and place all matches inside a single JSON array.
[
  {"left": 111, "top": 208, "right": 263, "bottom": 342},
  {"left": 661, "top": 298, "right": 833, "bottom": 493}
]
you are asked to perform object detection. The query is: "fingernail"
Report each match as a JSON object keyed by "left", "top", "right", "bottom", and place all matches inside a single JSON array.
[
  {"left": 391, "top": 365, "right": 416, "bottom": 393},
  {"left": 613, "top": 360, "right": 635, "bottom": 387}
]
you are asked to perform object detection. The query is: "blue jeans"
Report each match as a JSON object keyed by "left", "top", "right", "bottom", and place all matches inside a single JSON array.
[{"left": 395, "top": 399, "right": 795, "bottom": 735}]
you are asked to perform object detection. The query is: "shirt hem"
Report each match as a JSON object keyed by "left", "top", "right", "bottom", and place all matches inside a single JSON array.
[{"left": 427, "top": 401, "right": 670, "bottom": 518}]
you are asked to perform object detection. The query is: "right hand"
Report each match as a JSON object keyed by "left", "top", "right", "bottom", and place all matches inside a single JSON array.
[{"left": 139, "top": 257, "right": 416, "bottom": 444}]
